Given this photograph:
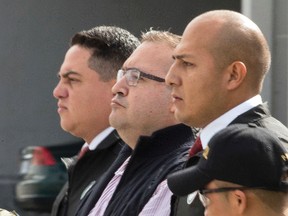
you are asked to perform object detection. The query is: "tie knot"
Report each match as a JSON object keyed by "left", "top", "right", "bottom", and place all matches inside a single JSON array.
[{"left": 189, "top": 137, "right": 203, "bottom": 157}]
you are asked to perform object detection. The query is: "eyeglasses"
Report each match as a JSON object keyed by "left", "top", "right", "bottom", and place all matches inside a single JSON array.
[
  {"left": 117, "top": 68, "right": 165, "bottom": 86},
  {"left": 198, "top": 186, "right": 265, "bottom": 208}
]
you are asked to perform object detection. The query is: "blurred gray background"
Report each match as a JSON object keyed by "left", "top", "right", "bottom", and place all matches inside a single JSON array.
[{"left": 0, "top": 0, "right": 287, "bottom": 214}]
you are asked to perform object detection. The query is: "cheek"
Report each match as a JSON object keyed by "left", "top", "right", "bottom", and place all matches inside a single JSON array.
[
  {"left": 91, "top": 92, "right": 112, "bottom": 112},
  {"left": 206, "top": 197, "right": 232, "bottom": 216},
  {"left": 152, "top": 92, "right": 174, "bottom": 115},
  {"left": 205, "top": 203, "right": 221, "bottom": 216},
  {"left": 182, "top": 74, "right": 200, "bottom": 95},
  {"left": 122, "top": 92, "right": 140, "bottom": 115},
  {"left": 70, "top": 90, "right": 97, "bottom": 115}
]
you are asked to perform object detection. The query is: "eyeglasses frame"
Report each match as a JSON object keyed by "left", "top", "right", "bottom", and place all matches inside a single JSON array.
[
  {"left": 198, "top": 186, "right": 266, "bottom": 208},
  {"left": 117, "top": 68, "right": 165, "bottom": 86}
]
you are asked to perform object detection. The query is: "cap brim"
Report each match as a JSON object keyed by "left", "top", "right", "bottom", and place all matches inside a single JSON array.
[{"left": 167, "top": 166, "right": 212, "bottom": 196}]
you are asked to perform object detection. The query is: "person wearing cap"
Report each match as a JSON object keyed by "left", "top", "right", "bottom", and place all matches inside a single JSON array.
[
  {"left": 165, "top": 9, "right": 288, "bottom": 216},
  {"left": 169, "top": 124, "right": 288, "bottom": 216}
]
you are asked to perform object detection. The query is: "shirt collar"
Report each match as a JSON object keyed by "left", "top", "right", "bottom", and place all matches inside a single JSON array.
[
  {"left": 200, "top": 95, "right": 262, "bottom": 148},
  {"left": 83, "top": 127, "right": 115, "bottom": 151}
]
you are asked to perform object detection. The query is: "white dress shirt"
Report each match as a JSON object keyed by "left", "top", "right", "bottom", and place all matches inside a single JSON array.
[
  {"left": 186, "top": 95, "right": 263, "bottom": 205},
  {"left": 81, "top": 127, "right": 115, "bottom": 151},
  {"left": 200, "top": 95, "right": 262, "bottom": 149}
]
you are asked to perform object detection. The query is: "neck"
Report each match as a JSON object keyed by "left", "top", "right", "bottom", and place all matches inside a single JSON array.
[
  {"left": 117, "top": 129, "right": 139, "bottom": 149},
  {"left": 247, "top": 207, "right": 286, "bottom": 216}
]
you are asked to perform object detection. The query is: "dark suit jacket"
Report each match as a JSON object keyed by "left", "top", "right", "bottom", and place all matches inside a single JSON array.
[
  {"left": 75, "top": 145, "right": 132, "bottom": 216},
  {"left": 170, "top": 103, "right": 288, "bottom": 216},
  {"left": 51, "top": 130, "right": 124, "bottom": 216},
  {"left": 75, "top": 124, "right": 193, "bottom": 216}
]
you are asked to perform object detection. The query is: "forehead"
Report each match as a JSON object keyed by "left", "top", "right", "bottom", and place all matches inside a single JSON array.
[
  {"left": 205, "top": 180, "right": 218, "bottom": 189},
  {"left": 174, "top": 19, "right": 217, "bottom": 58},
  {"left": 59, "top": 45, "right": 92, "bottom": 74},
  {"left": 123, "top": 41, "right": 174, "bottom": 77},
  {"left": 65, "top": 45, "right": 91, "bottom": 61}
]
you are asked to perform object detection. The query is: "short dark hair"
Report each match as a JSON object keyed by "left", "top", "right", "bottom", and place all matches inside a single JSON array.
[{"left": 71, "top": 26, "right": 140, "bottom": 81}]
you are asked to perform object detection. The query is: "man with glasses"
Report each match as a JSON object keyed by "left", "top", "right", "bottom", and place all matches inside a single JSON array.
[
  {"left": 168, "top": 124, "right": 288, "bottom": 216},
  {"left": 75, "top": 30, "right": 194, "bottom": 216},
  {"left": 165, "top": 10, "right": 288, "bottom": 215}
]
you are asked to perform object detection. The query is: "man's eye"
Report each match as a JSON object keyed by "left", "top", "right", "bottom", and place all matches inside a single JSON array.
[
  {"left": 183, "top": 61, "right": 194, "bottom": 67},
  {"left": 67, "top": 77, "right": 79, "bottom": 82},
  {"left": 129, "top": 73, "right": 139, "bottom": 80}
]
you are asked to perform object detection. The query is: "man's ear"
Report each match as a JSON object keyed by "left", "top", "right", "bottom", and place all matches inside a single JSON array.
[
  {"left": 231, "top": 189, "right": 247, "bottom": 214},
  {"left": 225, "top": 61, "right": 247, "bottom": 90}
]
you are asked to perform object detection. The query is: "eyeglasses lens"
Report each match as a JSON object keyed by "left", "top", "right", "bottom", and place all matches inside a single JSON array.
[
  {"left": 117, "top": 69, "right": 140, "bottom": 86},
  {"left": 117, "top": 70, "right": 124, "bottom": 82},
  {"left": 126, "top": 70, "right": 140, "bottom": 86}
]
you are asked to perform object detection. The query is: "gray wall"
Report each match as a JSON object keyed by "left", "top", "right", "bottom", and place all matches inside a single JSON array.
[
  {"left": 242, "top": 0, "right": 288, "bottom": 126},
  {"left": 272, "top": 0, "right": 288, "bottom": 125},
  {"left": 0, "top": 0, "right": 240, "bottom": 212}
]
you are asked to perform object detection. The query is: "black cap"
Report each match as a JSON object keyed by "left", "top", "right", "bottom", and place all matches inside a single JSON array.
[{"left": 168, "top": 124, "right": 288, "bottom": 196}]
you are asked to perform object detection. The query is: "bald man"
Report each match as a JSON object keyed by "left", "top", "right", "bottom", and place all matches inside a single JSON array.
[{"left": 166, "top": 10, "right": 288, "bottom": 216}]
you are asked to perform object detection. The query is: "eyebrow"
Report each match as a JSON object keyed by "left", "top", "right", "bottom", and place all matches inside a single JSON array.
[
  {"left": 173, "top": 54, "right": 193, "bottom": 60},
  {"left": 125, "top": 67, "right": 140, "bottom": 71},
  {"left": 58, "top": 71, "right": 81, "bottom": 78}
]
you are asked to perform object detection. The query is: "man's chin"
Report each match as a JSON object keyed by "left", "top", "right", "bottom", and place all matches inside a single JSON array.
[
  {"left": 60, "top": 121, "right": 73, "bottom": 132},
  {"left": 109, "top": 113, "right": 124, "bottom": 130},
  {"left": 173, "top": 109, "right": 182, "bottom": 120},
  {"left": 109, "top": 113, "right": 117, "bottom": 127},
  {"left": 174, "top": 111, "right": 189, "bottom": 125},
  {"left": 170, "top": 104, "right": 176, "bottom": 114}
]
